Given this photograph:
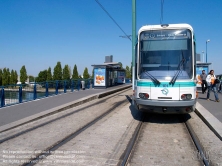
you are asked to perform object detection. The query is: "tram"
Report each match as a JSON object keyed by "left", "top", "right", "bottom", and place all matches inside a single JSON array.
[{"left": 133, "top": 24, "right": 197, "bottom": 113}]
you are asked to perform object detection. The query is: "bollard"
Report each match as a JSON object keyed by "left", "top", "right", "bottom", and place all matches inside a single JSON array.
[
  {"left": 64, "top": 80, "right": 66, "bottom": 93},
  {"left": 45, "top": 82, "right": 48, "bottom": 97},
  {"left": 81, "top": 80, "right": 85, "bottom": 90},
  {"left": 55, "top": 80, "right": 58, "bottom": 95},
  {"left": 0, "top": 88, "right": 5, "bottom": 107},
  {"left": 71, "top": 80, "right": 74, "bottom": 92},
  {"left": 19, "top": 86, "right": 22, "bottom": 103},
  {"left": 77, "top": 80, "right": 80, "bottom": 91},
  {"left": 87, "top": 80, "right": 90, "bottom": 89},
  {"left": 33, "top": 83, "right": 37, "bottom": 100},
  {"left": 92, "top": 79, "right": 94, "bottom": 88}
]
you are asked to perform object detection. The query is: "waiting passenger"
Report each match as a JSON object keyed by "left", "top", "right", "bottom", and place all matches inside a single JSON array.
[
  {"left": 200, "top": 70, "right": 207, "bottom": 94},
  {"left": 206, "top": 70, "right": 220, "bottom": 102}
]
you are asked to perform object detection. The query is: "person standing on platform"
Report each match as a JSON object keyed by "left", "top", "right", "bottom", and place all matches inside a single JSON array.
[
  {"left": 206, "top": 70, "right": 220, "bottom": 102},
  {"left": 200, "top": 70, "right": 207, "bottom": 94}
]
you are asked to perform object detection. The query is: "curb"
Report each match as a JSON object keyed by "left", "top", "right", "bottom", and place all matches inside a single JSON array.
[
  {"left": 195, "top": 102, "right": 222, "bottom": 141},
  {"left": 0, "top": 85, "right": 132, "bottom": 133}
]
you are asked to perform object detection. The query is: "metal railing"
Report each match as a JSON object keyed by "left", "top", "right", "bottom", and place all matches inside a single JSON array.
[
  {"left": 0, "top": 78, "right": 131, "bottom": 108},
  {"left": 0, "top": 79, "right": 94, "bottom": 108}
]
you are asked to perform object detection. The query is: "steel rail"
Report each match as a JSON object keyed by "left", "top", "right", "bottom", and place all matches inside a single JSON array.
[
  {"left": 120, "top": 121, "right": 143, "bottom": 166},
  {"left": 23, "top": 99, "right": 130, "bottom": 166},
  {"left": 184, "top": 120, "right": 210, "bottom": 166},
  {"left": 119, "top": 112, "right": 144, "bottom": 166},
  {"left": 121, "top": 114, "right": 208, "bottom": 166}
]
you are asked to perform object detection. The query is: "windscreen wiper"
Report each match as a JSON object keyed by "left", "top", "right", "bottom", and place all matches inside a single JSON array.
[
  {"left": 169, "top": 51, "right": 185, "bottom": 84},
  {"left": 144, "top": 71, "right": 161, "bottom": 85}
]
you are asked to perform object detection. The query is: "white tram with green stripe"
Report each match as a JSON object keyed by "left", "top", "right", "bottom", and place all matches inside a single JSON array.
[{"left": 133, "top": 24, "right": 197, "bottom": 113}]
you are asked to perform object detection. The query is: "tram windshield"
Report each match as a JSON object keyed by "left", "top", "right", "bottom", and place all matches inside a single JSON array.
[{"left": 138, "top": 29, "right": 193, "bottom": 80}]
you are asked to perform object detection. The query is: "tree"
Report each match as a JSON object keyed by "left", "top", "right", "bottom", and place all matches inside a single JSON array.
[
  {"left": 118, "top": 62, "right": 123, "bottom": 69},
  {"left": 0, "top": 69, "right": 2, "bottom": 86},
  {"left": 91, "top": 69, "right": 94, "bottom": 79},
  {"left": 20, "top": 65, "right": 28, "bottom": 84},
  {"left": 36, "top": 70, "right": 47, "bottom": 82},
  {"left": 83, "top": 67, "right": 90, "bottom": 79},
  {"left": 7, "top": 68, "right": 10, "bottom": 85},
  {"left": 68, "top": 66, "right": 72, "bottom": 78},
  {"left": 72, "top": 64, "right": 79, "bottom": 79},
  {"left": 29, "top": 76, "right": 35, "bottom": 82},
  {"left": 47, "top": 67, "right": 52, "bottom": 81},
  {"left": 125, "top": 66, "right": 131, "bottom": 78},
  {"left": 53, "top": 62, "right": 62, "bottom": 80},
  {"left": 10, "top": 70, "right": 15, "bottom": 84},
  {"left": 2, "top": 68, "right": 8, "bottom": 85},
  {"left": 14, "top": 70, "right": 18, "bottom": 84},
  {"left": 63, "top": 64, "right": 70, "bottom": 80}
]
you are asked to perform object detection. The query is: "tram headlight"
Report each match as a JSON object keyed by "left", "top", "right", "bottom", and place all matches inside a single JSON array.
[
  {"left": 186, "top": 94, "right": 192, "bottom": 100},
  {"left": 139, "top": 93, "right": 144, "bottom": 98},
  {"left": 181, "top": 94, "right": 192, "bottom": 100},
  {"left": 139, "top": 93, "right": 149, "bottom": 99}
]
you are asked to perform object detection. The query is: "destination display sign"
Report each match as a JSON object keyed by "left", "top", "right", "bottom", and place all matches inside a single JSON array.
[{"left": 140, "top": 29, "right": 190, "bottom": 40}]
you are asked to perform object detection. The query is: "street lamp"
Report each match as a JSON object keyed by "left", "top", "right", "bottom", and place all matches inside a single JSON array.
[
  {"left": 202, "top": 51, "right": 204, "bottom": 63},
  {"left": 206, "top": 39, "right": 210, "bottom": 63}
]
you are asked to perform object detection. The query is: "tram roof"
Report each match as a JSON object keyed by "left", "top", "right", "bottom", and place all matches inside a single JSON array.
[{"left": 138, "top": 23, "right": 193, "bottom": 33}]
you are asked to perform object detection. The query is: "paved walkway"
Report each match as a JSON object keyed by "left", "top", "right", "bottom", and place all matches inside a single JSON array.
[
  {"left": 195, "top": 88, "right": 222, "bottom": 140},
  {"left": 197, "top": 89, "right": 222, "bottom": 122}
]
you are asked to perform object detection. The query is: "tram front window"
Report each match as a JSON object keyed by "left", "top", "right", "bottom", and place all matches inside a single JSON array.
[{"left": 139, "top": 29, "right": 193, "bottom": 80}]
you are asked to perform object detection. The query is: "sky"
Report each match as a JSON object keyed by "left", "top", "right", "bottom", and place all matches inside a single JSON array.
[{"left": 0, "top": 0, "right": 222, "bottom": 77}]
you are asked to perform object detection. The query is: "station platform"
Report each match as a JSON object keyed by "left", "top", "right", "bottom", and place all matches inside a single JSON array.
[{"left": 196, "top": 89, "right": 222, "bottom": 140}]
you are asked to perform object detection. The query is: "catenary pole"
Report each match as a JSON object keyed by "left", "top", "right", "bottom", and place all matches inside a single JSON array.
[{"left": 132, "top": 0, "right": 136, "bottom": 105}]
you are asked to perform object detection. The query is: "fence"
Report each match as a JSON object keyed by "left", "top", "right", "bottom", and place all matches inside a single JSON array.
[
  {"left": 0, "top": 78, "right": 131, "bottom": 108},
  {"left": 0, "top": 79, "right": 94, "bottom": 108}
]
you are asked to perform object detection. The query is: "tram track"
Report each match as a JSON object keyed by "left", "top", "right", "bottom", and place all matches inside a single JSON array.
[
  {"left": 24, "top": 100, "right": 129, "bottom": 166},
  {"left": 120, "top": 118, "right": 143, "bottom": 166},
  {"left": 120, "top": 113, "right": 209, "bottom": 166},
  {"left": 184, "top": 116, "right": 210, "bottom": 166}
]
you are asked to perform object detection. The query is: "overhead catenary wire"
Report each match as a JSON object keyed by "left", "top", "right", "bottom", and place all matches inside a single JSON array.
[
  {"left": 95, "top": 0, "right": 131, "bottom": 41},
  {"left": 160, "top": 0, "right": 164, "bottom": 24}
]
